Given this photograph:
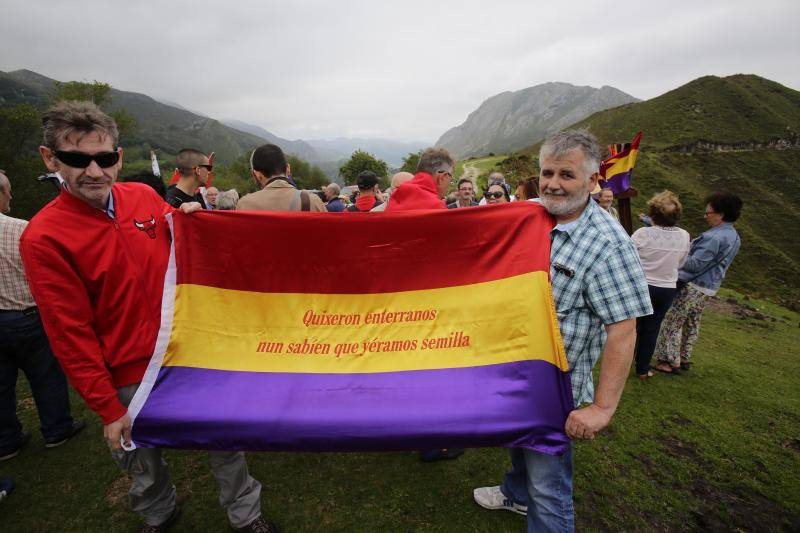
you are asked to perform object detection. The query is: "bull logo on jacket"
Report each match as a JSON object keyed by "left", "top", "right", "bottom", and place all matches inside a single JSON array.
[{"left": 134, "top": 216, "right": 157, "bottom": 239}]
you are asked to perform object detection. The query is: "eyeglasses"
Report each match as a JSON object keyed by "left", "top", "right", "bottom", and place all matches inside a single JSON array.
[
  {"left": 458, "top": 187, "right": 473, "bottom": 192},
  {"left": 484, "top": 191, "right": 504, "bottom": 200},
  {"left": 195, "top": 164, "right": 213, "bottom": 171},
  {"left": 53, "top": 149, "right": 120, "bottom": 169}
]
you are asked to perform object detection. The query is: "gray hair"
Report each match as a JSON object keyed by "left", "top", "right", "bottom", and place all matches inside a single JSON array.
[
  {"left": 326, "top": 182, "right": 340, "bottom": 196},
  {"left": 488, "top": 171, "right": 505, "bottom": 183},
  {"left": 0, "top": 170, "right": 8, "bottom": 192},
  {"left": 216, "top": 189, "right": 240, "bottom": 210},
  {"left": 42, "top": 100, "right": 119, "bottom": 150},
  {"left": 417, "top": 147, "right": 454, "bottom": 175},
  {"left": 539, "top": 129, "right": 601, "bottom": 179}
]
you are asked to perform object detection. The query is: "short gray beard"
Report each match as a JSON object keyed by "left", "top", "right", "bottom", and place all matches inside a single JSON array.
[{"left": 540, "top": 183, "right": 590, "bottom": 217}]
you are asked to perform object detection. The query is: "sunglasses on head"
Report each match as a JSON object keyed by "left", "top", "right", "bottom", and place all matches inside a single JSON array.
[
  {"left": 53, "top": 149, "right": 120, "bottom": 169},
  {"left": 484, "top": 191, "right": 504, "bottom": 200}
]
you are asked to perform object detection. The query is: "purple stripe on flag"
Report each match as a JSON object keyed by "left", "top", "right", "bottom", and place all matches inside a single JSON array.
[
  {"left": 602, "top": 169, "right": 633, "bottom": 195},
  {"left": 131, "top": 360, "right": 573, "bottom": 455}
]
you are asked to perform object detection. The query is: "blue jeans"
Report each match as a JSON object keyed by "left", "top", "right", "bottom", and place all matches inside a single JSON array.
[
  {"left": 0, "top": 310, "right": 74, "bottom": 452},
  {"left": 501, "top": 446, "right": 574, "bottom": 533}
]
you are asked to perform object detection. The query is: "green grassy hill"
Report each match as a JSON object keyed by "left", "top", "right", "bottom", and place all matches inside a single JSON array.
[
  {"left": 3, "top": 289, "right": 798, "bottom": 531},
  {"left": 0, "top": 69, "right": 267, "bottom": 164},
  {"left": 569, "top": 74, "right": 800, "bottom": 150},
  {"left": 515, "top": 74, "right": 800, "bottom": 306}
]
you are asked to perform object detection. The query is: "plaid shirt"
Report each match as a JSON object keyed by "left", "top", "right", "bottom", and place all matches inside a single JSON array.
[
  {"left": 0, "top": 213, "right": 36, "bottom": 310},
  {"left": 550, "top": 200, "right": 652, "bottom": 406}
]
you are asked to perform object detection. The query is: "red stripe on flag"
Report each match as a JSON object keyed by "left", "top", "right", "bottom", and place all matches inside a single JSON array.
[{"left": 172, "top": 203, "right": 555, "bottom": 294}]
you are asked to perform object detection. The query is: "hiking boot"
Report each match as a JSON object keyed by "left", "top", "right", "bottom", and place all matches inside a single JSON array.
[
  {"left": 473, "top": 485, "right": 527, "bottom": 516},
  {"left": 0, "top": 431, "right": 31, "bottom": 462},
  {"left": 232, "top": 515, "right": 279, "bottom": 533},
  {"left": 44, "top": 420, "right": 87, "bottom": 448},
  {"left": 140, "top": 505, "right": 180, "bottom": 533}
]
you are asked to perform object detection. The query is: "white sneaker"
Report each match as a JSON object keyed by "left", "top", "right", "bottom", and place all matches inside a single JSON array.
[{"left": 473, "top": 486, "right": 527, "bottom": 516}]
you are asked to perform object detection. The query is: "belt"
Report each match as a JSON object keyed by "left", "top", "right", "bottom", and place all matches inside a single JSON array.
[{"left": 0, "top": 306, "right": 38, "bottom": 315}]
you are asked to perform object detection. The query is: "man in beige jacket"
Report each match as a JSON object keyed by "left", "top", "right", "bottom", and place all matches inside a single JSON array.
[{"left": 237, "top": 144, "right": 326, "bottom": 212}]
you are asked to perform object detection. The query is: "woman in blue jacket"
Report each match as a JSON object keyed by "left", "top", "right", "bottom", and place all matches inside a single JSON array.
[{"left": 653, "top": 192, "right": 742, "bottom": 374}]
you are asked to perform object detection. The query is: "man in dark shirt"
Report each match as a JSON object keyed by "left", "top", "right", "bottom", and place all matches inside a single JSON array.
[
  {"left": 324, "top": 183, "right": 346, "bottom": 212},
  {"left": 164, "top": 148, "right": 210, "bottom": 209},
  {"left": 447, "top": 178, "right": 479, "bottom": 208}
]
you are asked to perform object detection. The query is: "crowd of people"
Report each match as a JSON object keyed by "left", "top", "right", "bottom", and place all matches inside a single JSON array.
[{"left": 0, "top": 100, "right": 743, "bottom": 533}]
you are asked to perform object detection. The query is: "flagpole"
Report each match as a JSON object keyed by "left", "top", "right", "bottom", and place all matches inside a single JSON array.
[{"left": 615, "top": 187, "right": 638, "bottom": 235}]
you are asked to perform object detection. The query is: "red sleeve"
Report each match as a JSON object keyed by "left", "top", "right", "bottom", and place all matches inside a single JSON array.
[{"left": 19, "top": 239, "right": 127, "bottom": 424}]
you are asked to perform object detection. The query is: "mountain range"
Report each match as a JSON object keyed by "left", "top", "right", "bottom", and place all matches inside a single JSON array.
[
  {"left": 0, "top": 69, "right": 432, "bottom": 176},
  {"left": 221, "top": 119, "right": 428, "bottom": 168},
  {"left": 2, "top": 68, "right": 798, "bottom": 303},
  {"left": 436, "top": 82, "right": 639, "bottom": 159},
  {"left": 515, "top": 74, "right": 800, "bottom": 304}
]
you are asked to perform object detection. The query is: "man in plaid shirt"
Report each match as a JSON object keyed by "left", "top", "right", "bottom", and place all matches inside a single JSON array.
[{"left": 474, "top": 130, "right": 652, "bottom": 532}]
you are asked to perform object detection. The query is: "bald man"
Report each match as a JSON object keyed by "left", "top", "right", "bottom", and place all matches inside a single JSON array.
[
  {"left": 165, "top": 148, "right": 210, "bottom": 209},
  {"left": 325, "top": 183, "right": 346, "bottom": 212},
  {"left": 371, "top": 172, "right": 414, "bottom": 212}
]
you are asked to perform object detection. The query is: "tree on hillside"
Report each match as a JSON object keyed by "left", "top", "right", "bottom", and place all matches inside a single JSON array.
[
  {"left": 400, "top": 151, "right": 421, "bottom": 174},
  {"left": 497, "top": 154, "right": 538, "bottom": 185},
  {"left": 287, "top": 155, "right": 328, "bottom": 190},
  {"left": 0, "top": 105, "right": 40, "bottom": 161},
  {"left": 0, "top": 105, "right": 58, "bottom": 219},
  {"left": 53, "top": 80, "right": 136, "bottom": 140},
  {"left": 54, "top": 80, "right": 112, "bottom": 106},
  {"left": 339, "top": 150, "right": 389, "bottom": 186}
]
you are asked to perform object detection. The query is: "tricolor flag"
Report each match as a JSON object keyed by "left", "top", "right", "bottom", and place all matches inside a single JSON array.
[
  {"left": 127, "top": 204, "right": 573, "bottom": 454},
  {"left": 598, "top": 131, "right": 642, "bottom": 194}
]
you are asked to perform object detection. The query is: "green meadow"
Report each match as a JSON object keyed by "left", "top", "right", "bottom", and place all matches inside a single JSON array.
[{"left": 3, "top": 289, "right": 798, "bottom": 532}]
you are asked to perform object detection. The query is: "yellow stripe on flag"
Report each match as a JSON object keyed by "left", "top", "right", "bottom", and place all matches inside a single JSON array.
[
  {"left": 163, "top": 271, "right": 568, "bottom": 374},
  {"left": 603, "top": 148, "right": 639, "bottom": 177}
]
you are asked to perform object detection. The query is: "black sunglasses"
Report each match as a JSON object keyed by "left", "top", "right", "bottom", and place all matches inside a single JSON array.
[
  {"left": 54, "top": 149, "right": 120, "bottom": 169},
  {"left": 195, "top": 164, "right": 213, "bottom": 171},
  {"left": 484, "top": 191, "right": 504, "bottom": 200}
]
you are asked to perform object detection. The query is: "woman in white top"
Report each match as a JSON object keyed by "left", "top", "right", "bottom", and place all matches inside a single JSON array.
[{"left": 631, "top": 191, "right": 690, "bottom": 379}]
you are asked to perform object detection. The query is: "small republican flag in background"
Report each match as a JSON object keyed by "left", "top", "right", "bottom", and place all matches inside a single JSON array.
[{"left": 598, "top": 131, "right": 642, "bottom": 195}]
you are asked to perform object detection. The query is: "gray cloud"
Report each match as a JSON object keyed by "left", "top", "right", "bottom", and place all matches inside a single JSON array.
[{"left": 2, "top": 0, "right": 798, "bottom": 142}]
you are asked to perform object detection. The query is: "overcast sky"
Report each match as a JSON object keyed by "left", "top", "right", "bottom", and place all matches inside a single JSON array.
[{"left": 2, "top": 0, "right": 798, "bottom": 143}]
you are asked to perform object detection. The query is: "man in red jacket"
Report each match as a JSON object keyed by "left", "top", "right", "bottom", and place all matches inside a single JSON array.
[
  {"left": 381, "top": 147, "right": 464, "bottom": 462},
  {"left": 385, "top": 148, "right": 455, "bottom": 211},
  {"left": 20, "top": 101, "right": 272, "bottom": 533}
]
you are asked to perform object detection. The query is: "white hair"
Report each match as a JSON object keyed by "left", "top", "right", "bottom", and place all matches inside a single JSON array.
[{"left": 216, "top": 189, "right": 240, "bottom": 210}]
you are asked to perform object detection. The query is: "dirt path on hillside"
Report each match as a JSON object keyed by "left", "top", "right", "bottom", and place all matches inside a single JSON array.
[{"left": 461, "top": 163, "right": 481, "bottom": 182}]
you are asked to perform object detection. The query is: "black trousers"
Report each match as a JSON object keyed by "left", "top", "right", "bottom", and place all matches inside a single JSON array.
[
  {"left": 635, "top": 285, "right": 678, "bottom": 375},
  {"left": 0, "top": 309, "right": 74, "bottom": 452}
]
